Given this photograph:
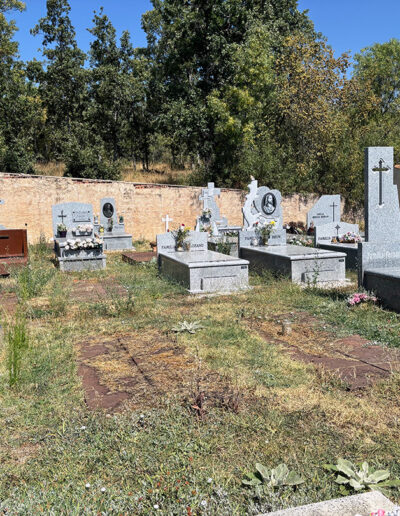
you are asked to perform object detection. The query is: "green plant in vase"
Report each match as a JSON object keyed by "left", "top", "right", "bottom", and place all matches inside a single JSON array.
[
  {"left": 57, "top": 223, "right": 67, "bottom": 238},
  {"left": 255, "top": 220, "right": 276, "bottom": 245},
  {"left": 171, "top": 224, "right": 190, "bottom": 251}
]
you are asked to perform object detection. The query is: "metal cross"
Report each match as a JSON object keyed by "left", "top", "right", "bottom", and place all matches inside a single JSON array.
[
  {"left": 162, "top": 214, "right": 173, "bottom": 231},
  {"left": 330, "top": 201, "right": 338, "bottom": 222},
  {"left": 335, "top": 224, "right": 341, "bottom": 237},
  {"left": 58, "top": 210, "right": 67, "bottom": 224},
  {"left": 372, "top": 158, "right": 390, "bottom": 206}
]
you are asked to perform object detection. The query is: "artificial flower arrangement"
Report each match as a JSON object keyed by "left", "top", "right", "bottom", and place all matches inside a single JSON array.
[
  {"left": 288, "top": 236, "right": 314, "bottom": 247},
  {"left": 255, "top": 220, "right": 276, "bottom": 245},
  {"left": 335, "top": 232, "right": 362, "bottom": 244},
  {"left": 171, "top": 224, "right": 191, "bottom": 251},
  {"left": 64, "top": 237, "right": 103, "bottom": 251},
  {"left": 71, "top": 224, "right": 93, "bottom": 235},
  {"left": 347, "top": 292, "right": 377, "bottom": 307},
  {"left": 202, "top": 208, "right": 212, "bottom": 218},
  {"left": 57, "top": 223, "right": 67, "bottom": 237}
]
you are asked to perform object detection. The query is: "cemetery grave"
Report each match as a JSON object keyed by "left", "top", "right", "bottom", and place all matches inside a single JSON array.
[
  {"left": 310, "top": 195, "right": 361, "bottom": 269},
  {"left": 52, "top": 202, "right": 106, "bottom": 272},
  {"left": 358, "top": 147, "right": 400, "bottom": 312},
  {"left": 2, "top": 248, "right": 400, "bottom": 515},
  {"left": 157, "top": 229, "right": 249, "bottom": 293},
  {"left": 239, "top": 180, "right": 347, "bottom": 285},
  {"left": 195, "top": 182, "right": 241, "bottom": 237},
  {"left": 93, "top": 197, "right": 133, "bottom": 251},
  {"left": 0, "top": 228, "right": 29, "bottom": 276}
]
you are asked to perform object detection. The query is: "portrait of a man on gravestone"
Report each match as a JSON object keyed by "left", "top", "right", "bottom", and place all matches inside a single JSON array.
[
  {"left": 103, "top": 202, "right": 114, "bottom": 219},
  {"left": 262, "top": 193, "right": 276, "bottom": 215}
]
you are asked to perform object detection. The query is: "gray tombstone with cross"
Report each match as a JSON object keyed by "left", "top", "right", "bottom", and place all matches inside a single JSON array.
[
  {"left": 307, "top": 195, "right": 341, "bottom": 229},
  {"left": 52, "top": 202, "right": 93, "bottom": 240},
  {"left": 364, "top": 146, "right": 400, "bottom": 242}
]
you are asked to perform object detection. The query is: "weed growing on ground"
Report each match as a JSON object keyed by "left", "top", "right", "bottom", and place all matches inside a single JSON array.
[{"left": 5, "top": 313, "right": 28, "bottom": 387}]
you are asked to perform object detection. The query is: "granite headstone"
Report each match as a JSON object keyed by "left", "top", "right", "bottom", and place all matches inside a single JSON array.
[{"left": 307, "top": 195, "right": 340, "bottom": 229}]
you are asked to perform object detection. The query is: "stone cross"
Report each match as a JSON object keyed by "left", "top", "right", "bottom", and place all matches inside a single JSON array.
[
  {"left": 162, "top": 214, "right": 173, "bottom": 231},
  {"left": 199, "top": 183, "right": 221, "bottom": 210},
  {"left": 372, "top": 158, "right": 390, "bottom": 206},
  {"left": 335, "top": 224, "right": 341, "bottom": 237}
]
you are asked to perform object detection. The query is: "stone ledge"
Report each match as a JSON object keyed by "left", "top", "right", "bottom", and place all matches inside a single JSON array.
[{"left": 261, "top": 491, "right": 396, "bottom": 516}]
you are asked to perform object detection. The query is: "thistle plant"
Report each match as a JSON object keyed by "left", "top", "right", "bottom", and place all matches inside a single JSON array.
[
  {"left": 325, "top": 459, "right": 400, "bottom": 495},
  {"left": 171, "top": 320, "right": 204, "bottom": 334},
  {"left": 243, "top": 463, "right": 304, "bottom": 489}
]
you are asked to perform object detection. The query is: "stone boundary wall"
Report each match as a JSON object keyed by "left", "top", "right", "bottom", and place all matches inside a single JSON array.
[{"left": 0, "top": 173, "right": 321, "bottom": 243}]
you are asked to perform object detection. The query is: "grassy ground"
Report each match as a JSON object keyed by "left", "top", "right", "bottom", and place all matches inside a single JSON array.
[
  {"left": 1, "top": 245, "right": 400, "bottom": 515},
  {"left": 35, "top": 162, "right": 191, "bottom": 185}
]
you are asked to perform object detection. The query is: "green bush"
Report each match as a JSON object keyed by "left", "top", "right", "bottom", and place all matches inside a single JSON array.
[{"left": 64, "top": 141, "right": 121, "bottom": 180}]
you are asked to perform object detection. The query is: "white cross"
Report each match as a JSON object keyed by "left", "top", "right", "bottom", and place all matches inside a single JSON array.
[{"left": 162, "top": 214, "right": 173, "bottom": 231}]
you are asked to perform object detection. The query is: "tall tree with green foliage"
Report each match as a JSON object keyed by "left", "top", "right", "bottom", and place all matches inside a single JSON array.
[
  {"left": 29, "top": 0, "right": 87, "bottom": 160},
  {"left": 0, "top": 0, "right": 43, "bottom": 173},
  {"left": 142, "top": 0, "right": 315, "bottom": 177}
]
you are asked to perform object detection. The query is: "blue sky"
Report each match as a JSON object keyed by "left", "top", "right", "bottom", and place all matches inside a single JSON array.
[{"left": 7, "top": 0, "right": 400, "bottom": 63}]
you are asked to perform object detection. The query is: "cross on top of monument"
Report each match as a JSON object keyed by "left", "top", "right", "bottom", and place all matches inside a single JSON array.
[
  {"left": 162, "top": 214, "right": 173, "bottom": 231},
  {"left": 372, "top": 158, "right": 390, "bottom": 206}
]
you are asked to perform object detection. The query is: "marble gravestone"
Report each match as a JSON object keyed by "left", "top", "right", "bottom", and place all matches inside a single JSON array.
[
  {"left": 52, "top": 202, "right": 106, "bottom": 272},
  {"left": 157, "top": 230, "right": 249, "bottom": 294},
  {"left": 358, "top": 147, "right": 400, "bottom": 310},
  {"left": 195, "top": 183, "right": 241, "bottom": 236},
  {"left": 306, "top": 195, "right": 340, "bottom": 229},
  {"left": 310, "top": 195, "right": 360, "bottom": 269},
  {"left": 94, "top": 198, "right": 133, "bottom": 251},
  {"left": 238, "top": 230, "right": 346, "bottom": 284},
  {"left": 242, "top": 178, "right": 286, "bottom": 245}
]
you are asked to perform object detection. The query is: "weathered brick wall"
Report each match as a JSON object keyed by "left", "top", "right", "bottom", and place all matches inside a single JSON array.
[{"left": 0, "top": 173, "right": 320, "bottom": 243}]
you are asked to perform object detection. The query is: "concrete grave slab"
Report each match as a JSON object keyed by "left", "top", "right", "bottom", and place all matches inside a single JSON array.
[
  {"left": 262, "top": 491, "right": 396, "bottom": 516},
  {"left": 239, "top": 230, "right": 346, "bottom": 284},
  {"left": 157, "top": 231, "right": 249, "bottom": 293}
]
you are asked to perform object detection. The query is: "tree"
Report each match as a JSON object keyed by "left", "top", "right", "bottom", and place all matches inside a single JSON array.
[
  {"left": 29, "top": 0, "right": 87, "bottom": 160},
  {"left": 142, "top": 0, "right": 315, "bottom": 176},
  {"left": 0, "top": 0, "right": 43, "bottom": 173}
]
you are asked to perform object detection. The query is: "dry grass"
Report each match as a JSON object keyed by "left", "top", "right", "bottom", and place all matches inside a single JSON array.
[{"left": 33, "top": 161, "right": 192, "bottom": 185}]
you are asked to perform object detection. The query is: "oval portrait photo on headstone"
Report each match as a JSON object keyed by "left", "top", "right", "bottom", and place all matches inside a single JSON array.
[
  {"left": 103, "top": 202, "right": 114, "bottom": 219},
  {"left": 261, "top": 193, "right": 276, "bottom": 215}
]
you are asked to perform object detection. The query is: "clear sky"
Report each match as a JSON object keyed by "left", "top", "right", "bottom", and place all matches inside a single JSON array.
[{"left": 6, "top": 0, "right": 400, "bottom": 63}]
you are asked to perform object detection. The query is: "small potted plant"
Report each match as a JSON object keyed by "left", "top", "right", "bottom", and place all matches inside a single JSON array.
[
  {"left": 256, "top": 220, "right": 276, "bottom": 245},
  {"left": 202, "top": 208, "right": 212, "bottom": 219},
  {"left": 119, "top": 215, "right": 124, "bottom": 224},
  {"left": 57, "top": 223, "right": 67, "bottom": 238},
  {"left": 171, "top": 224, "right": 190, "bottom": 251}
]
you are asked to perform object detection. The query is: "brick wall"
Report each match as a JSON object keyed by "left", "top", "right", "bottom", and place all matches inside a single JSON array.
[{"left": 0, "top": 173, "right": 320, "bottom": 243}]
